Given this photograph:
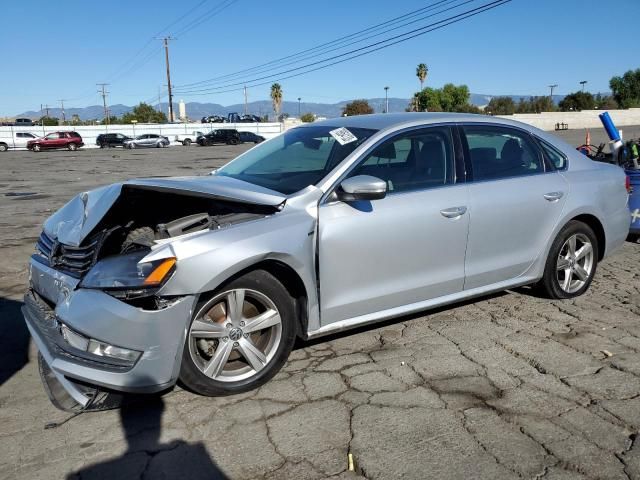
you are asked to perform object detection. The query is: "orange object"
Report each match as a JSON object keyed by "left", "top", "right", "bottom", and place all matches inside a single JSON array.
[{"left": 144, "top": 257, "right": 176, "bottom": 285}]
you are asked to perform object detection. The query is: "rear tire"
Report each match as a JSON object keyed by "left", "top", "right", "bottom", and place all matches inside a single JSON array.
[
  {"left": 68, "top": 143, "right": 78, "bottom": 151},
  {"left": 0, "top": 143, "right": 8, "bottom": 152},
  {"left": 539, "top": 220, "right": 598, "bottom": 299},
  {"left": 179, "top": 270, "right": 297, "bottom": 396},
  {"left": 183, "top": 139, "right": 192, "bottom": 146}
]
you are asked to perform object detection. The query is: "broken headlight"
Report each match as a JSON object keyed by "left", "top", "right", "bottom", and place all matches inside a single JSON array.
[{"left": 79, "top": 250, "right": 176, "bottom": 298}]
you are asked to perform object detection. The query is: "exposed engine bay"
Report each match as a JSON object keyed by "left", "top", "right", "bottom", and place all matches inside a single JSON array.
[
  {"left": 93, "top": 186, "right": 280, "bottom": 256},
  {"left": 38, "top": 185, "right": 281, "bottom": 281}
]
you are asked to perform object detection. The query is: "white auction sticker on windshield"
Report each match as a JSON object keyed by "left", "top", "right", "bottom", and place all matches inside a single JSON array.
[{"left": 329, "top": 127, "right": 358, "bottom": 146}]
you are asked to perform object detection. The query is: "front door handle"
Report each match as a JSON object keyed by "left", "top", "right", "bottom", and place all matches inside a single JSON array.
[
  {"left": 440, "top": 206, "right": 467, "bottom": 218},
  {"left": 544, "top": 191, "right": 564, "bottom": 202}
]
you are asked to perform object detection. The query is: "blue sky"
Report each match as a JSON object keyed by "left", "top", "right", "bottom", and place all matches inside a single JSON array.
[{"left": 1, "top": 0, "right": 639, "bottom": 116}]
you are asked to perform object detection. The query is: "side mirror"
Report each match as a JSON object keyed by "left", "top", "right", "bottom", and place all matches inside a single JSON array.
[{"left": 337, "top": 175, "right": 387, "bottom": 201}]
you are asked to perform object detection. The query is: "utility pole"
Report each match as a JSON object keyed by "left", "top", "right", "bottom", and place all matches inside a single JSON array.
[
  {"left": 58, "top": 99, "right": 66, "bottom": 124},
  {"left": 97, "top": 83, "right": 110, "bottom": 125},
  {"left": 244, "top": 85, "right": 248, "bottom": 115},
  {"left": 384, "top": 86, "right": 390, "bottom": 113},
  {"left": 548, "top": 84, "right": 558, "bottom": 99},
  {"left": 159, "top": 36, "right": 175, "bottom": 122},
  {"left": 157, "top": 87, "right": 162, "bottom": 112},
  {"left": 44, "top": 104, "right": 50, "bottom": 117},
  {"left": 580, "top": 80, "right": 588, "bottom": 92}
]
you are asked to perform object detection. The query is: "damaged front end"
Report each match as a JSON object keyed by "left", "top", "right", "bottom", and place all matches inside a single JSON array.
[
  {"left": 24, "top": 176, "right": 287, "bottom": 410},
  {"left": 39, "top": 178, "right": 284, "bottom": 306}
]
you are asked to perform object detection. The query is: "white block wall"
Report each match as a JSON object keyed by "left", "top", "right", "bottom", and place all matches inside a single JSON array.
[
  {"left": 0, "top": 122, "right": 284, "bottom": 150},
  {"left": 499, "top": 108, "right": 640, "bottom": 131}
]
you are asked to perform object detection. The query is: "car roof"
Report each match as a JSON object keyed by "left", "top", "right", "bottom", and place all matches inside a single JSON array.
[{"left": 309, "top": 112, "right": 547, "bottom": 136}]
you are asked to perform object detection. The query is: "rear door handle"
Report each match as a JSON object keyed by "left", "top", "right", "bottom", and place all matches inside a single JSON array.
[
  {"left": 440, "top": 206, "right": 467, "bottom": 218},
  {"left": 544, "top": 191, "right": 564, "bottom": 202}
]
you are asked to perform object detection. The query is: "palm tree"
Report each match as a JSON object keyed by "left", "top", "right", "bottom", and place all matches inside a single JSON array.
[
  {"left": 416, "top": 63, "right": 428, "bottom": 90},
  {"left": 270, "top": 83, "right": 283, "bottom": 120}
]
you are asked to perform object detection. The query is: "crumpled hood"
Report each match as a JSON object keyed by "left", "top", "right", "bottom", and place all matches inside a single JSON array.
[{"left": 44, "top": 175, "right": 286, "bottom": 246}]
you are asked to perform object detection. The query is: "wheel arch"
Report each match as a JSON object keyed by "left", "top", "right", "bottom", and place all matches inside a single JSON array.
[
  {"left": 195, "top": 258, "right": 309, "bottom": 339},
  {"left": 568, "top": 213, "right": 606, "bottom": 261}
]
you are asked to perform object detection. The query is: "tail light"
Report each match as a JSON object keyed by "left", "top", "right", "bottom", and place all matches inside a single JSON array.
[{"left": 626, "top": 175, "right": 632, "bottom": 194}]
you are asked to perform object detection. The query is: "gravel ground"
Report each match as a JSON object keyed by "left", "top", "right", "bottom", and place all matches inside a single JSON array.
[{"left": 0, "top": 135, "right": 639, "bottom": 480}]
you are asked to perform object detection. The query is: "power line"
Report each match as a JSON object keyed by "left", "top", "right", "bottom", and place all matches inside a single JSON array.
[
  {"left": 177, "top": 0, "right": 465, "bottom": 89},
  {"left": 173, "top": 0, "right": 239, "bottom": 37},
  {"left": 102, "top": 0, "right": 213, "bottom": 84},
  {"left": 174, "top": 0, "right": 510, "bottom": 96}
]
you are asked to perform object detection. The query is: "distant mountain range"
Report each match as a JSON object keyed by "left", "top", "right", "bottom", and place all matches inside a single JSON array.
[{"left": 14, "top": 94, "right": 568, "bottom": 121}]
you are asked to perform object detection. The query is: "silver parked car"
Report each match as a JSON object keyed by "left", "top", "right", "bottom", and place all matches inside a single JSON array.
[
  {"left": 123, "top": 133, "right": 170, "bottom": 149},
  {"left": 23, "top": 113, "right": 630, "bottom": 409}
]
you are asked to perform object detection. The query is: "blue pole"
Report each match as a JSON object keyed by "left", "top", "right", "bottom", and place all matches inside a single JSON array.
[{"left": 599, "top": 112, "right": 621, "bottom": 142}]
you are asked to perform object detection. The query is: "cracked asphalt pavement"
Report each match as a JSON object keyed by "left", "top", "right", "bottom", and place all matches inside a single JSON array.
[{"left": 1, "top": 139, "right": 639, "bottom": 479}]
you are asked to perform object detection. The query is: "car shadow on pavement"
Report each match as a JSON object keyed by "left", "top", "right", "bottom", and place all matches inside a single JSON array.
[
  {"left": 296, "top": 290, "right": 511, "bottom": 350},
  {"left": 0, "top": 297, "right": 29, "bottom": 387},
  {"left": 67, "top": 394, "right": 229, "bottom": 480}
]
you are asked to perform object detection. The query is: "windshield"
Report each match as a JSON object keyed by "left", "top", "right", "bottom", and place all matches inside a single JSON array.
[{"left": 216, "top": 125, "right": 377, "bottom": 194}]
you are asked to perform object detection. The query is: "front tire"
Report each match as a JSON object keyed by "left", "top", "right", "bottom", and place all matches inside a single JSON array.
[
  {"left": 68, "top": 143, "right": 78, "bottom": 151},
  {"left": 179, "top": 270, "right": 297, "bottom": 396},
  {"left": 539, "top": 220, "right": 598, "bottom": 299},
  {"left": 0, "top": 143, "right": 8, "bottom": 152},
  {"left": 33, "top": 144, "right": 41, "bottom": 152}
]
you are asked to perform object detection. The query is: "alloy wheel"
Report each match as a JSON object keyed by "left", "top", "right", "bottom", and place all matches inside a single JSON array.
[
  {"left": 556, "top": 233, "right": 594, "bottom": 294},
  {"left": 188, "top": 288, "right": 282, "bottom": 382}
]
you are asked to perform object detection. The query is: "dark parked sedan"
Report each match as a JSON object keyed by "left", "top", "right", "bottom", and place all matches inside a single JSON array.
[
  {"left": 96, "top": 133, "right": 131, "bottom": 148},
  {"left": 239, "top": 131, "right": 265, "bottom": 144},
  {"left": 197, "top": 129, "right": 240, "bottom": 146}
]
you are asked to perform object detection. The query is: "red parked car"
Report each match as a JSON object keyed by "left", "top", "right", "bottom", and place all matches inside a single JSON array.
[{"left": 27, "top": 131, "right": 84, "bottom": 151}]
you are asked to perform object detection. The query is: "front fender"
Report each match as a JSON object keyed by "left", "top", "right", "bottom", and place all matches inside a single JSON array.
[{"left": 157, "top": 208, "right": 320, "bottom": 332}]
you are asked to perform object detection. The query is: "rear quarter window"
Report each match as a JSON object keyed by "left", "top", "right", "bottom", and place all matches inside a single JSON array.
[{"left": 538, "top": 139, "right": 567, "bottom": 170}]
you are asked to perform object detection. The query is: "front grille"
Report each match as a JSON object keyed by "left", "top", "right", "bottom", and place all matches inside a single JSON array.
[{"left": 36, "top": 231, "right": 99, "bottom": 278}]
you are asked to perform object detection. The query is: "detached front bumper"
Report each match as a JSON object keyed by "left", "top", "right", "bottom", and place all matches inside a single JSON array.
[{"left": 23, "top": 257, "right": 196, "bottom": 405}]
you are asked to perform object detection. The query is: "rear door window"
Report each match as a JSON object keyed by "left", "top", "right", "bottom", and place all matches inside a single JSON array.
[{"left": 462, "top": 125, "right": 544, "bottom": 181}]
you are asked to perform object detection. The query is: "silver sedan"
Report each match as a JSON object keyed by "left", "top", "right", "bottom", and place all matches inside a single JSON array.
[
  {"left": 123, "top": 133, "right": 170, "bottom": 149},
  {"left": 23, "top": 113, "right": 630, "bottom": 409}
]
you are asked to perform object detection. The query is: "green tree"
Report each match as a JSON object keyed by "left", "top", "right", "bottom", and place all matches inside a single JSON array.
[
  {"left": 120, "top": 103, "right": 167, "bottom": 123},
  {"left": 101, "top": 115, "right": 120, "bottom": 124},
  {"left": 270, "top": 83, "right": 283, "bottom": 119},
  {"left": 416, "top": 63, "right": 428, "bottom": 91},
  {"left": 558, "top": 91, "right": 595, "bottom": 111},
  {"left": 411, "top": 83, "right": 476, "bottom": 113},
  {"left": 515, "top": 96, "right": 556, "bottom": 113},
  {"left": 300, "top": 112, "right": 315, "bottom": 123},
  {"left": 610, "top": 69, "right": 640, "bottom": 109},
  {"left": 595, "top": 93, "right": 618, "bottom": 110},
  {"left": 485, "top": 96, "right": 516, "bottom": 115},
  {"left": 342, "top": 99, "right": 374, "bottom": 116},
  {"left": 39, "top": 116, "right": 59, "bottom": 126}
]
